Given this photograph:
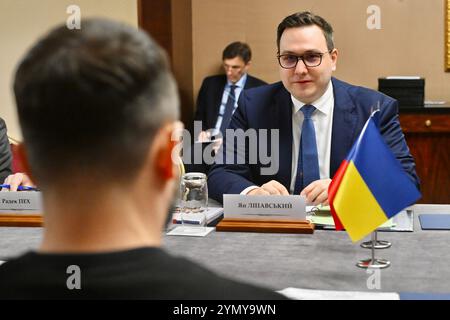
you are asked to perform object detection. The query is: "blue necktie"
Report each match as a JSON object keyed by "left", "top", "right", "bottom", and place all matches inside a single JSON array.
[
  {"left": 219, "top": 85, "right": 237, "bottom": 136},
  {"left": 294, "top": 105, "right": 320, "bottom": 194}
]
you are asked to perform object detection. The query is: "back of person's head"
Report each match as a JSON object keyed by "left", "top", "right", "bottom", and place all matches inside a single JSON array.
[
  {"left": 277, "top": 11, "right": 334, "bottom": 52},
  {"left": 14, "top": 18, "right": 179, "bottom": 187},
  {"left": 222, "top": 41, "right": 252, "bottom": 64}
]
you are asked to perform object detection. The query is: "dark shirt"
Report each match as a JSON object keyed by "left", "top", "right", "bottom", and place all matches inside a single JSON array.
[{"left": 0, "top": 247, "right": 286, "bottom": 300}]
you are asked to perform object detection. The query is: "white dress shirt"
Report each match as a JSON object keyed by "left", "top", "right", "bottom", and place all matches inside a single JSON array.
[
  {"left": 241, "top": 80, "right": 334, "bottom": 195},
  {"left": 289, "top": 81, "right": 334, "bottom": 193}
]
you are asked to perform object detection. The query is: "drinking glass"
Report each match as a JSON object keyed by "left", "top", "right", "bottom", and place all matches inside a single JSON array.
[{"left": 180, "top": 172, "right": 208, "bottom": 231}]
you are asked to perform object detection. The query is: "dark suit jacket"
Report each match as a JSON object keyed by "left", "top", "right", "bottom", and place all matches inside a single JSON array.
[
  {"left": 193, "top": 74, "right": 267, "bottom": 131},
  {"left": 0, "top": 118, "right": 12, "bottom": 183},
  {"left": 208, "top": 77, "right": 420, "bottom": 202}
]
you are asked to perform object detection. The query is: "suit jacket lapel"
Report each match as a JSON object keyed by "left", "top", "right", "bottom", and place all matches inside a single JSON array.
[
  {"left": 273, "top": 86, "right": 293, "bottom": 190},
  {"left": 244, "top": 75, "right": 251, "bottom": 89},
  {"left": 330, "top": 77, "right": 357, "bottom": 177},
  {"left": 244, "top": 75, "right": 255, "bottom": 89}
]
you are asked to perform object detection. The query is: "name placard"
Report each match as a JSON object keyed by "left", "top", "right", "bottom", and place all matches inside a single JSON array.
[
  {"left": 223, "top": 195, "right": 306, "bottom": 220},
  {"left": 0, "top": 191, "right": 42, "bottom": 212}
]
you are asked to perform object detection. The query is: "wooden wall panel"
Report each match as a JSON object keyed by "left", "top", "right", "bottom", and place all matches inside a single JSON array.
[
  {"left": 138, "top": 0, "right": 193, "bottom": 125},
  {"left": 138, "top": 0, "right": 172, "bottom": 58}
]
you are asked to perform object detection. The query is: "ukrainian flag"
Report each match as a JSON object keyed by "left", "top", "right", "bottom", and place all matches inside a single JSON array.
[{"left": 329, "top": 111, "right": 421, "bottom": 242}]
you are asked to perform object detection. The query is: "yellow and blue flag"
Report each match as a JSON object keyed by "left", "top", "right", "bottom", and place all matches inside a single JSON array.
[{"left": 329, "top": 111, "right": 421, "bottom": 242}]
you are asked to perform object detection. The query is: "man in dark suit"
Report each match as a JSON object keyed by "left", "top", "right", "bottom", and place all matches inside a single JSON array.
[
  {"left": 185, "top": 42, "right": 267, "bottom": 173},
  {"left": 193, "top": 41, "right": 267, "bottom": 140},
  {"left": 0, "top": 120, "right": 34, "bottom": 191},
  {"left": 0, "top": 118, "right": 12, "bottom": 183},
  {"left": 208, "top": 11, "right": 419, "bottom": 205}
]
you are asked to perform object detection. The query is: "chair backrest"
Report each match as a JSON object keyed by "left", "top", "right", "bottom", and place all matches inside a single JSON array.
[{"left": 10, "top": 143, "right": 25, "bottom": 173}]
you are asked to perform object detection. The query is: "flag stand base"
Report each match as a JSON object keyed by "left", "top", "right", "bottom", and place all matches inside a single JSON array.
[
  {"left": 361, "top": 240, "right": 391, "bottom": 249},
  {"left": 356, "top": 258, "right": 391, "bottom": 269},
  {"left": 360, "top": 231, "right": 391, "bottom": 249},
  {"left": 356, "top": 231, "right": 390, "bottom": 269}
]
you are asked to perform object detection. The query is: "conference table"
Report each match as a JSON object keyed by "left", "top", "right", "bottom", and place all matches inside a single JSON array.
[{"left": 1, "top": 204, "right": 449, "bottom": 296}]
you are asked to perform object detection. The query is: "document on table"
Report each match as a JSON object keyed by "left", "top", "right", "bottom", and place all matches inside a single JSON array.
[
  {"left": 305, "top": 205, "right": 412, "bottom": 231},
  {"left": 166, "top": 226, "right": 214, "bottom": 237},
  {"left": 278, "top": 287, "right": 399, "bottom": 300},
  {"left": 171, "top": 207, "right": 223, "bottom": 226},
  {"left": 419, "top": 214, "right": 450, "bottom": 230},
  {"left": 307, "top": 215, "right": 395, "bottom": 229}
]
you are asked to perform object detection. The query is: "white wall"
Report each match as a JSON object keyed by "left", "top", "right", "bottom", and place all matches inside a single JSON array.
[{"left": 0, "top": 0, "right": 138, "bottom": 140}]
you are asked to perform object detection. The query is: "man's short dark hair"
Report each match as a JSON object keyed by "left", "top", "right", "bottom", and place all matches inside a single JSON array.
[
  {"left": 222, "top": 42, "right": 252, "bottom": 64},
  {"left": 277, "top": 11, "right": 334, "bottom": 52},
  {"left": 14, "top": 18, "right": 179, "bottom": 186}
]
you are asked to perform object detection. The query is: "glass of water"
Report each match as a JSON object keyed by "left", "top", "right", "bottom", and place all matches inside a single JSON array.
[{"left": 180, "top": 172, "right": 208, "bottom": 230}]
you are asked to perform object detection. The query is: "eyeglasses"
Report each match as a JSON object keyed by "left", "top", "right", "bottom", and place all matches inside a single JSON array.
[{"left": 277, "top": 51, "right": 332, "bottom": 69}]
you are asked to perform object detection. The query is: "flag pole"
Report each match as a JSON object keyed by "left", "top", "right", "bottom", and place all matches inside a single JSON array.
[{"left": 356, "top": 231, "right": 391, "bottom": 269}]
